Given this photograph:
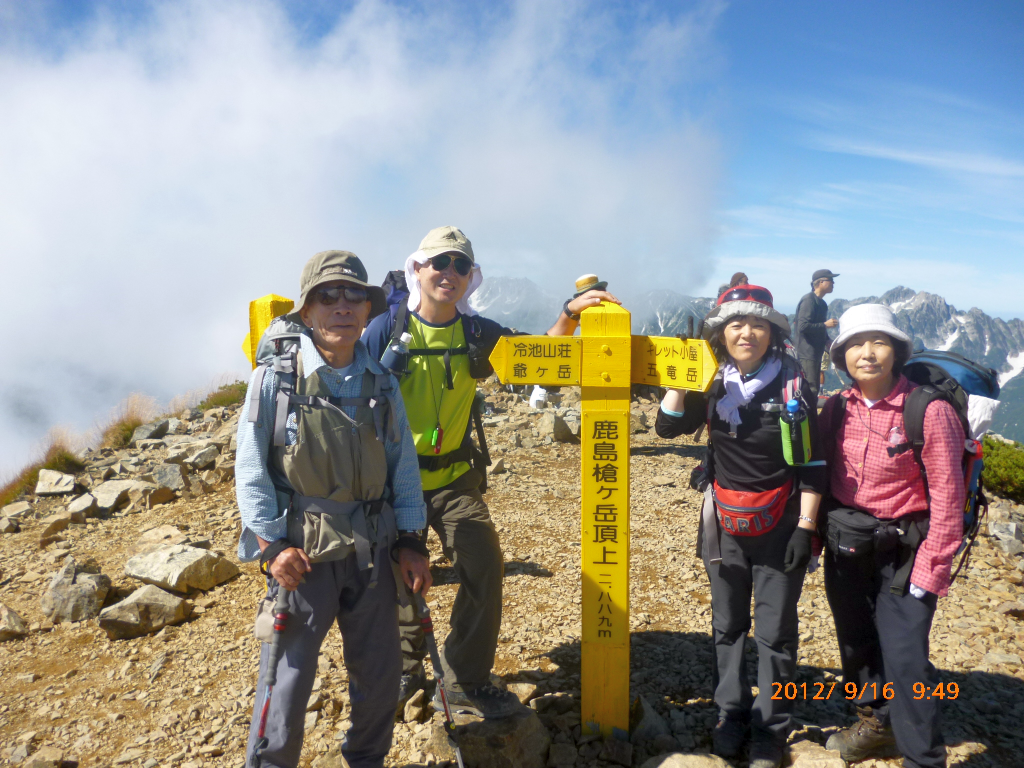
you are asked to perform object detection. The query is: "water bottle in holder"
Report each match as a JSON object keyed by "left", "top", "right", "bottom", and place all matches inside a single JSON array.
[
  {"left": 380, "top": 332, "right": 413, "bottom": 376},
  {"left": 780, "top": 398, "right": 811, "bottom": 466}
]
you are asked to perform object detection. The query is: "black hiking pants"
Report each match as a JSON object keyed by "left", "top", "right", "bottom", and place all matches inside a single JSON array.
[
  {"left": 824, "top": 547, "right": 945, "bottom": 768},
  {"left": 702, "top": 496, "right": 805, "bottom": 746}
]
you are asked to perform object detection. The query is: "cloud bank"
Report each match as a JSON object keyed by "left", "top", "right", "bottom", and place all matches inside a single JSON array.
[{"left": 0, "top": 0, "right": 725, "bottom": 476}]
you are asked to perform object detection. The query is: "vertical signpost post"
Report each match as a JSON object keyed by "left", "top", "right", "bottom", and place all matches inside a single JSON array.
[{"left": 489, "top": 302, "right": 717, "bottom": 737}]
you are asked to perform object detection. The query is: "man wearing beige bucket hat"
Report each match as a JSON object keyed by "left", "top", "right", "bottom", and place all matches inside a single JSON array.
[{"left": 364, "top": 226, "right": 619, "bottom": 718}]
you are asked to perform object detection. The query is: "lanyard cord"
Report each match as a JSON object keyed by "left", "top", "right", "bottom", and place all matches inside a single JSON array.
[
  {"left": 853, "top": 399, "right": 905, "bottom": 441},
  {"left": 415, "top": 320, "right": 458, "bottom": 452}
]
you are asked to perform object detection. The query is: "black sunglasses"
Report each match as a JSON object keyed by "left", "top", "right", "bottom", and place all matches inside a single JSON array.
[
  {"left": 718, "top": 287, "right": 774, "bottom": 307},
  {"left": 428, "top": 253, "right": 473, "bottom": 276},
  {"left": 314, "top": 285, "right": 368, "bottom": 306}
]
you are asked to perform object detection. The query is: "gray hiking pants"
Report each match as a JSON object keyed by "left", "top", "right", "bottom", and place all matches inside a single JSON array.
[
  {"left": 246, "top": 553, "right": 400, "bottom": 768},
  {"left": 399, "top": 469, "right": 503, "bottom": 689},
  {"left": 701, "top": 496, "right": 805, "bottom": 744},
  {"left": 799, "top": 357, "right": 823, "bottom": 397}
]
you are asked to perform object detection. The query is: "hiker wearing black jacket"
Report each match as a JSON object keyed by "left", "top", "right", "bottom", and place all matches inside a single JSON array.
[
  {"left": 793, "top": 269, "right": 839, "bottom": 397},
  {"left": 655, "top": 284, "right": 826, "bottom": 768}
]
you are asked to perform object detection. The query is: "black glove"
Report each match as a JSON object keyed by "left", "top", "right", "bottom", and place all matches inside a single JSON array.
[{"left": 784, "top": 526, "right": 814, "bottom": 573}]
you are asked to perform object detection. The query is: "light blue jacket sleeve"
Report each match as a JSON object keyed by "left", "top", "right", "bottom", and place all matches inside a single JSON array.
[
  {"left": 381, "top": 374, "right": 427, "bottom": 531},
  {"left": 234, "top": 365, "right": 287, "bottom": 561}
]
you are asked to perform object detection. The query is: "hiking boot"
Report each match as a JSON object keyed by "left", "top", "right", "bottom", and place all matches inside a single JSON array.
[
  {"left": 825, "top": 706, "right": 899, "bottom": 762},
  {"left": 749, "top": 738, "right": 784, "bottom": 768},
  {"left": 396, "top": 672, "right": 426, "bottom": 720},
  {"left": 711, "top": 716, "right": 748, "bottom": 759},
  {"left": 432, "top": 682, "right": 525, "bottom": 719}
]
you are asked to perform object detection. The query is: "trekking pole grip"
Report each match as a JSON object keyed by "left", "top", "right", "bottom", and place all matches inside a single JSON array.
[{"left": 264, "top": 583, "right": 290, "bottom": 689}]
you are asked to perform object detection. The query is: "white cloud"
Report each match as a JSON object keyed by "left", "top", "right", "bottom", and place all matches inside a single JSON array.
[{"left": 0, "top": 0, "right": 724, "bottom": 476}]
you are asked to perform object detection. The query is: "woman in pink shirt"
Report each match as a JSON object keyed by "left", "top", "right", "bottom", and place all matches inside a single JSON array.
[{"left": 818, "top": 304, "right": 964, "bottom": 768}]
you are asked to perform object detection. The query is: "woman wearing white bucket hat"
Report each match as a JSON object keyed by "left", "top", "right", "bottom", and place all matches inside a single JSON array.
[
  {"left": 656, "top": 284, "right": 827, "bottom": 768},
  {"left": 818, "top": 304, "right": 964, "bottom": 768}
]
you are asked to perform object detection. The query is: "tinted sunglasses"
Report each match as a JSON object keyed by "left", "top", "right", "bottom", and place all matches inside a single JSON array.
[
  {"left": 428, "top": 253, "right": 473, "bottom": 277},
  {"left": 314, "top": 285, "right": 368, "bottom": 306},
  {"left": 718, "top": 287, "right": 774, "bottom": 307}
]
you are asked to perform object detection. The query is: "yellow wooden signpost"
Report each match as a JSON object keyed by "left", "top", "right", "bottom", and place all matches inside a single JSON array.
[
  {"left": 489, "top": 303, "right": 717, "bottom": 737},
  {"left": 243, "top": 294, "right": 295, "bottom": 368}
]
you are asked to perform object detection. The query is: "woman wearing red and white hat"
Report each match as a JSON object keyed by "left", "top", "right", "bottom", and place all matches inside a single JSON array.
[
  {"left": 656, "top": 285, "right": 826, "bottom": 768},
  {"left": 818, "top": 304, "right": 963, "bottom": 768}
]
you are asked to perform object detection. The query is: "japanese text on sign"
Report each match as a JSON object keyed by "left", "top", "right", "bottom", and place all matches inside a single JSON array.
[{"left": 582, "top": 412, "right": 629, "bottom": 645}]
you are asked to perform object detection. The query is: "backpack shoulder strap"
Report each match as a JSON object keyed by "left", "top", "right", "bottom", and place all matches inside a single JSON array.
[
  {"left": 780, "top": 355, "right": 805, "bottom": 406},
  {"left": 391, "top": 300, "right": 409, "bottom": 343}
]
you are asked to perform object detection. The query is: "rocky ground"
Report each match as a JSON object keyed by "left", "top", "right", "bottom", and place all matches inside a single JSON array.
[{"left": 3, "top": 386, "right": 1024, "bottom": 768}]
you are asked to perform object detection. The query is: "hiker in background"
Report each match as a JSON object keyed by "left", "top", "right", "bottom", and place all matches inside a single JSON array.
[
  {"left": 236, "top": 251, "right": 431, "bottom": 768},
  {"left": 818, "top": 304, "right": 963, "bottom": 768},
  {"left": 363, "top": 227, "right": 619, "bottom": 719},
  {"left": 655, "top": 284, "right": 826, "bottom": 768},
  {"left": 793, "top": 269, "right": 839, "bottom": 398},
  {"left": 716, "top": 271, "right": 749, "bottom": 302}
]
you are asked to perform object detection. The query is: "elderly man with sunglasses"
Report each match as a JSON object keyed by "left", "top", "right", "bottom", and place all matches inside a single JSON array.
[
  {"left": 236, "top": 251, "right": 431, "bottom": 768},
  {"left": 364, "top": 226, "right": 619, "bottom": 719}
]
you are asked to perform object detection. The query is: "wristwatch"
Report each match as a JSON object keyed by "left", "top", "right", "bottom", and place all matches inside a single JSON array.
[{"left": 563, "top": 298, "right": 580, "bottom": 321}]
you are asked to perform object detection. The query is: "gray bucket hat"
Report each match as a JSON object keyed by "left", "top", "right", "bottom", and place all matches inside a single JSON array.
[
  {"left": 296, "top": 250, "right": 386, "bottom": 319},
  {"left": 418, "top": 226, "right": 475, "bottom": 263}
]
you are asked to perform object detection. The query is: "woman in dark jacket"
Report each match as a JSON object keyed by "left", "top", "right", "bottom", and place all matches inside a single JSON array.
[{"left": 656, "top": 285, "right": 826, "bottom": 768}]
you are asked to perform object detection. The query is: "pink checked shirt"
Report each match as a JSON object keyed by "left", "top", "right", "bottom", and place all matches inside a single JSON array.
[{"left": 819, "top": 375, "right": 965, "bottom": 596}]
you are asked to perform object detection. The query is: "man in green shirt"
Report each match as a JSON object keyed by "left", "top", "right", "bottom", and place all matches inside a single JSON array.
[{"left": 364, "top": 226, "right": 617, "bottom": 718}]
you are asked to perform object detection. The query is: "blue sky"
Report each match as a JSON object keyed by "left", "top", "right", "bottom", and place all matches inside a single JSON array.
[
  {"left": 0, "top": 0, "right": 1021, "bottom": 475},
  {"left": 711, "top": 1, "right": 1024, "bottom": 313}
]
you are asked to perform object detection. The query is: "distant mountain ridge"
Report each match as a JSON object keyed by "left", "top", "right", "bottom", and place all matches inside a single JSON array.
[{"left": 469, "top": 278, "right": 1024, "bottom": 441}]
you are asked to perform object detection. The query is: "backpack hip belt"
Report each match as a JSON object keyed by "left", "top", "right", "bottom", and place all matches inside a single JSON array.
[{"left": 287, "top": 494, "right": 396, "bottom": 579}]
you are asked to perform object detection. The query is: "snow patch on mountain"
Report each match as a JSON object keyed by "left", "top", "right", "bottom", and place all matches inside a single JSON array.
[{"left": 1001, "top": 352, "right": 1024, "bottom": 388}]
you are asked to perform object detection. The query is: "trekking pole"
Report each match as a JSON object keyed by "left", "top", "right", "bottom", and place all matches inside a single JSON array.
[
  {"left": 415, "top": 593, "right": 466, "bottom": 768},
  {"left": 252, "top": 585, "right": 290, "bottom": 768}
]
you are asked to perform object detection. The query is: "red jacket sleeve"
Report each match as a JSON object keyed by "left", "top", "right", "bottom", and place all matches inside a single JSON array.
[{"left": 910, "top": 399, "right": 966, "bottom": 596}]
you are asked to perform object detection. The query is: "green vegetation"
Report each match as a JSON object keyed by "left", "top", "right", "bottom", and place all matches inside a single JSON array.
[
  {"left": 0, "top": 439, "right": 85, "bottom": 509},
  {"left": 100, "top": 393, "right": 159, "bottom": 450},
  {"left": 198, "top": 381, "right": 248, "bottom": 411},
  {"left": 983, "top": 436, "right": 1024, "bottom": 504}
]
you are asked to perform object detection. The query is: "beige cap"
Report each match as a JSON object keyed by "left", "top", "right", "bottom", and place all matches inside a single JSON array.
[
  {"left": 418, "top": 226, "right": 475, "bottom": 263},
  {"left": 574, "top": 273, "right": 608, "bottom": 297}
]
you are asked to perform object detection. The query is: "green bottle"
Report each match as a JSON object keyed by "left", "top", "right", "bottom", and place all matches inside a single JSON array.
[{"left": 780, "top": 399, "right": 811, "bottom": 466}]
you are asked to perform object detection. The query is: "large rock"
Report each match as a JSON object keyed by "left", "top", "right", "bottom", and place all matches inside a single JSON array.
[
  {"left": 0, "top": 516, "right": 20, "bottom": 534},
  {"left": 127, "top": 480, "right": 176, "bottom": 508},
  {"left": 34, "top": 469, "right": 75, "bottom": 496},
  {"left": 186, "top": 444, "right": 220, "bottom": 470},
  {"left": 2, "top": 501, "right": 32, "bottom": 519},
  {"left": 41, "top": 557, "right": 111, "bottom": 623},
  {"left": 788, "top": 740, "right": 847, "bottom": 768},
  {"left": 427, "top": 709, "right": 550, "bottom": 768},
  {"left": 67, "top": 493, "right": 98, "bottom": 518},
  {"left": 98, "top": 585, "right": 192, "bottom": 639},
  {"left": 630, "top": 695, "right": 671, "bottom": 744},
  {"left": 990, "top": 521, "right": 1023, "bottom": 541},
  {"left": 148, "top": 463, "right": 188, "bottom": 493},
  {"left": 130, "top": 419, "right": 169, "bottom": 446},
  {"left": 132, "top": 525, "right": 190, "bottom": 555},
  {"left": 640, "top": 755, "right": 732, "bottom": 768},
  {"left": 39, "top": 513, "right": 74, "bottom": 538},
  {"left": 24, "top": 746, "right": 64, "bottom": 768},
  {"left": 124, "top": 544, "right": 240, "bottom": 592},
  {"left": 537, "top": 413, "right": 577, "bottom": 443},
  {"left": 0, "top": 602, "right": 28, "bottom": 641},
  {"left": 92, "top": 479, "right": 136, "bottom": 512}
]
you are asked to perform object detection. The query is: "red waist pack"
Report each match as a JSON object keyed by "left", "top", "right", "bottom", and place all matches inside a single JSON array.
[{"left": 713, "top": 478, "right": 793, "bottom": 536}]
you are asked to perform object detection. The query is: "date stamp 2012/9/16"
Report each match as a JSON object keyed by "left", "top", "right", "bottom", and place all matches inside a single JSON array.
[{"left": 770, "top": 681, "right": 961, "bottom": 701}]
